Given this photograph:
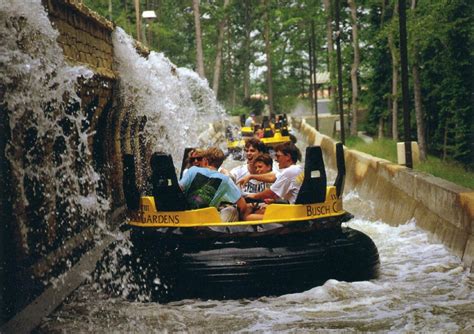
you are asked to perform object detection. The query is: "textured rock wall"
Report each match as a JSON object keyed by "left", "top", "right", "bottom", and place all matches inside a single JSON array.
[{"left": 294, "top": 118, "right": 474, "bottom": 271}]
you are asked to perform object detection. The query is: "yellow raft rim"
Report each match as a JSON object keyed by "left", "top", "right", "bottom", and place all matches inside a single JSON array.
[
  {"left": 128, "top": 186, "right": 346, "bottom": 228},
  {"left": 227, "top": 129, "right": 292, "bottom": 149}
]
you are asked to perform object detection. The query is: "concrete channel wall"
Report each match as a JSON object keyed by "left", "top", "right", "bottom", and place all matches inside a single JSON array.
[{"left": 294, "top": 118, "right": 474, "bottom": 271}]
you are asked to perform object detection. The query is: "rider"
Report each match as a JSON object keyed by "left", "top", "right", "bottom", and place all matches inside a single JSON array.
[
  {"left": 244, "top": 113, "right": 256, "bottom": 127},
  {"left": 228, "top": 138, "right": 274, "bottom": 195},
  {"left": 243, "top": 142, "right": 303, "bottom": 220},
  {"left": 182, "top": 148, "right": 205, "bottom": 176},
  {"left": 179, "top": 147, "right": 247, "bottom": 221}
]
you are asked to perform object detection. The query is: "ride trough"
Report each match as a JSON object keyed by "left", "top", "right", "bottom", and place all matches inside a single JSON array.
[{"left": 122, "top": 143, "right": 380, "bottom": 302}]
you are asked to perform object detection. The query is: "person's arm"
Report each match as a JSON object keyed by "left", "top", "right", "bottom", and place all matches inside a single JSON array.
[
  {"left": 179, "top": 166, "right": 194, "bottom": 191},
  {"left": 245, "top": 188, "right": 279, "bottom": 201},
  {"left": 237, "top": 172, "right": 276, "bottom": 186},
  {"left": 219, "top": 167, "right": 231, "bottom": 176},
  {"left": 235, "top": 197, "right": 248, "bottom": 220}
]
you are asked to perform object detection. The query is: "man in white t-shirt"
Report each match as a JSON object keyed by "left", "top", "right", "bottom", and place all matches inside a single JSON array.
[
  {"left": 244, "top": 113, "right": 256, "bottom": 127},
  {"left": 244, "top": 142, "right": 303, "bottom": 220}
]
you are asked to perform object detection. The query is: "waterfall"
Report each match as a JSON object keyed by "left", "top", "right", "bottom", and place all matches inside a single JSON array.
[
  {"left": 0, "top": 0, "right": 109, "bottom": 256},
  {"left": 0, "top": 0, "right": 228, "bottom": 304},
  {"left": 112, "top": 28, "right": 225, "bottom": 163}
]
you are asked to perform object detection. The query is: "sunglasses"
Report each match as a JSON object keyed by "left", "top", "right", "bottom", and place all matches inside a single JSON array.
[
  {"left": 274, "top": 153, "right": 285, "bottom": 159},
  {"left": 190, "top": 157, "right": 203, "bottom": 162}
]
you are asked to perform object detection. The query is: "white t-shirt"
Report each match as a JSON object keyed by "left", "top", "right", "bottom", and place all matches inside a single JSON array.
[
  {"left": 230, "top": 164, "right": 274, "bottom": 195},
  {"left": 230, "top": 164, "right": 248, "bottom": 182},
  {"left": 244, "top": 117, "right": 254, "bottom": 127},
  {"left": 270, "top": 164, "right": 304, "bottom": 204}
]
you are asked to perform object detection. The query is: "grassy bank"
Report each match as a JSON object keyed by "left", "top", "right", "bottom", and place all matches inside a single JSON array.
[{"left": 345, "top": 136, "right": 474, "bottom": 190}]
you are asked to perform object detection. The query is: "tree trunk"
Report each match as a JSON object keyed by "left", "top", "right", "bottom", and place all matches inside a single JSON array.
[
  {"left": 155, "top": 0, "right": 161, "bottom": 49},
  {"left": 212, "top": 0, "right": 230, "bottom": 96},
  {"left": 388, "top": 27, "right": 399, "bottom": 141},
  {"left": 263, "top": 0, "right": 274, "bottom": 114},
  {"left": 226, "top": 18, "right": 236, "bottom": 108},
  {"left": 192, "top": 0, "right": 206, "bottom": 79},
  {"left": 323, "top": 0, "right": 337, "bottom": 107},
  {"left": 348, "top": 0, "right": 360, "bottom": 136},
  {"left": 410, "top": 0, "right": 427, "bottom": 160},
  {"left": 243, "top": 0, "right": 251, "bottom": 100},
  {"left": 378, "top": 117, "right": 384, "bottom": 139},
  {"left": 443, "top": 123, "right": 448, "bottom": 161},
  {"left": 311, "top": 20, "right": 319, "bottom": 131},
  {"left": 308, "top": 32, "right": 315, "bottom": 116},
  {"left": 134, "top": 0, "right": 141, "bottom": 42}
]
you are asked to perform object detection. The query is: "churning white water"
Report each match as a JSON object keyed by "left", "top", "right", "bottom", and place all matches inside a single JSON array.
[
  {"left": 113, "top": 28, "right": 225, "bottom": 162},
  {"left": 38, "top": 190, "right": 474, "bottom": 332},
  {"left": 1, "top": 0, "right": 225, "bottom": 289},
  {"left": 0, "top": 0, "right": 108, "bottom": 250}
]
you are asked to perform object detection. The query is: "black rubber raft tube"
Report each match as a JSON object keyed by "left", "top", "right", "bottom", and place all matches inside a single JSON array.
[{"left": 128, "top": 224, "right": 380, "bottom": 301}]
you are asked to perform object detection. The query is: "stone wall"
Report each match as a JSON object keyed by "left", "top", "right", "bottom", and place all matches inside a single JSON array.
[{"left": 294, "top": 118, "right": 474, "bottom": 271}]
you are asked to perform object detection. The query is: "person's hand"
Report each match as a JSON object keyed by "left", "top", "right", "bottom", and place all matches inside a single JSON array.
[
  {"left": 264, "top": 198, "right": 275, "bottom": 204},
  {"left": 237, "top": 174, "right": 252, "bottom": 187},
  {"left": 245, "top": 193, "right": 256, "bottom": 199},
  {"left": 219, "top": 167, "right": 230, "bottom": 176}
]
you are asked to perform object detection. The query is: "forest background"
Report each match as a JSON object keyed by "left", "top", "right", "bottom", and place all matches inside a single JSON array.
[{"left": 83, "top": 0, "right": 473, "bottom": 168}]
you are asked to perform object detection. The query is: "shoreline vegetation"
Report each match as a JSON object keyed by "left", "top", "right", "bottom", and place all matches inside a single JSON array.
[{"left": 345, "top": 136, "right": 474, "bottom": 190}]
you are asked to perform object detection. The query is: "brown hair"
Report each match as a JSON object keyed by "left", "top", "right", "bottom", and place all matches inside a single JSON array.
[
  {"left": 253, "top": 153, "right": 273, "bottom": 169},
  {"left": 244, "top": 137, "right": 266, "bottom": 153},
  {"left": 203, "top": 147, "right": 225, "bottom": 168},
  {"left": 274, "top": 142, "right": 301, "bottom": 163}
]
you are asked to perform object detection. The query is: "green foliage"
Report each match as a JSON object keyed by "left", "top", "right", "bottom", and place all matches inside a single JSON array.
[
  {"left": 227, "top": 105, "right": 251, "bottom": 117},
  {"left": 414, "top": 0, "right": 473, "bottom": 165},
  {"left": 360, "top": 1, "right": 393, "bottom": 136},
  {"left": 82, "top": 0, "right": 473, "bottom": 168},
  {"left": 242, "top": 98, "right": 265, "bottom": 116}
]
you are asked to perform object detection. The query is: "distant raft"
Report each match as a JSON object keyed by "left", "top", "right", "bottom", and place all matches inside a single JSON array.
[
  {"left": 226, "top": 114, "right": 296, "bottom": 159},
  {"left": 122, "top": 143, "right": 380, "bottom": 302}
]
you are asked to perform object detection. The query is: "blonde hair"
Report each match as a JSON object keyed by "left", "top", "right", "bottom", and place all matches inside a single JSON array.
[{"left": 203, "top": 147, "right": 225, "bottom": 168}]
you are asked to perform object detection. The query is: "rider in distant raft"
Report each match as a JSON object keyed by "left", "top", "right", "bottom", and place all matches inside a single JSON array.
[{"left": 244, "top": 113, "right": 256, "bottom": 127}]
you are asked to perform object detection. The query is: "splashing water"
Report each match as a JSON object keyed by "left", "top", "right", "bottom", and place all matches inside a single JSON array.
[
  {"left": 0, "top": 0, "right": 109, "bottom": 255},
  {"left": 112, "top": 28, "right": 225, "bottom": 162}
]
